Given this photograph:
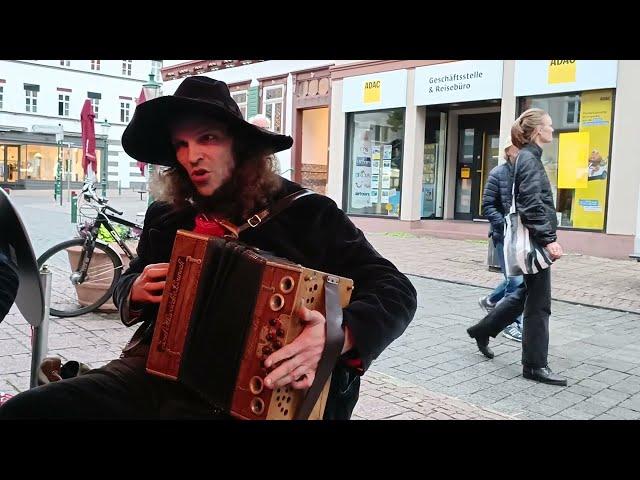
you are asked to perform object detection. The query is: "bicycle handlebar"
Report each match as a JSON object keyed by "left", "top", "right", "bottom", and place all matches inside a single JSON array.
[{"left": 105, "top": 205, "right": 124, "bottom": 216}]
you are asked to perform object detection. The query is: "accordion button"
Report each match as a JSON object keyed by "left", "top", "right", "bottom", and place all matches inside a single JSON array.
[
  {"left": 273, "top": 340, "right": 283, "bottom": 349},
  {"left": 262, "top": 346, "right": 273, "bottom": 355},
  {"left": 276, "top": 328, "right": 285, "bottom": 337},
  {"left": 269, "top": 318, "right": 277, "bottom": 326}
]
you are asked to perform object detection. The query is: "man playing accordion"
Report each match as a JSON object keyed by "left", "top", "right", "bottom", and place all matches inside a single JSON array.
[{"left": 0, "top": 76, "right": 417, "bottom": 420}]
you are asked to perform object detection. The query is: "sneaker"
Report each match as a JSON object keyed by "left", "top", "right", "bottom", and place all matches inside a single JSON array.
[
  {"left": 478, "top": 296, "right": 496, "bottom": 313},
  {"left": 38, "top": 357, "right": 91, "bottom": 385},
  {"left": 502, "top": 324, "right": 522, "bottom": 342}
]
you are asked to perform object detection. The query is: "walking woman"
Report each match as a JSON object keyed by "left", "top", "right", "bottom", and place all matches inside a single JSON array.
[{"left": 467, "top": 108, "right": 566, "bottom": 386}]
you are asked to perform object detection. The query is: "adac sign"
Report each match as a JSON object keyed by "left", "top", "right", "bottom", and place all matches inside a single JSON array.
[{"left": 548, "top": 60, "right": 576, "bottom": 84}]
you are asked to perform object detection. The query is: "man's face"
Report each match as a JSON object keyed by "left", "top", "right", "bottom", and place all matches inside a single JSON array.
[{"left": 170, "top": 117, "right": 235, "bottom": 197}]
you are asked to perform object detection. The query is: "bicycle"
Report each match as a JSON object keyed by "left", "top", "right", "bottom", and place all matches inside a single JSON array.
[{"left": 37, "top": 181, "right": 143, "bottom": 317}]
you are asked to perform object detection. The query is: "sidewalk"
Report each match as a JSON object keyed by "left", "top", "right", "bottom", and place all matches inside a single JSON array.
[{"left": 356, "top": 229, "right": 640, "bottom": 314}]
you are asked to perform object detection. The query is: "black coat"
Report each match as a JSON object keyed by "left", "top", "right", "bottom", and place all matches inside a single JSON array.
[
  {"left": 113, "top": 178, "right": 417, "bottom": 418},
  {"left": 514, "top": 143, "right": 558, "bottom": 246},
  {"left": 0, "top": 251, "right": 19, "bottom": 322},
  {"left": 482, "top": 161, "right": 514, "bottom": 243}
]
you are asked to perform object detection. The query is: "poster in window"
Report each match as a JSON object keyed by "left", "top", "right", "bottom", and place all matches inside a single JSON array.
[
  {"left": 382, "top": 174, "right": 391, "bottom": 189},
  {"left": 370, "top": 189, "right": 379, "bottom": 203},
  {"left": 382, "top": 159, "right": 391, "bottom": 174},
  {"left": 372, "top": 159, "right": 380, "bottom": 170},
  {"left": 372, "top": 145, "right": 381, "bottom": 160},
  {"left": 352, "top": 156, "right": 372, "bottom": 208},
  {"left": 383, "top": 144, "right": 392, "bottom": 160},
  {"left": 381, "top": 189, "right": 390, "bottom": 204},
  {"left": 572, "top": 90, "right": 612, "bottom": 229},
  {"left": 371, "top": 173, "right": 379, "bottom": 189}
]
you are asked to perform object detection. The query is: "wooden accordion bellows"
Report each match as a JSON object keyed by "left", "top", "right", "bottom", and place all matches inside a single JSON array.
[{"left": 146, "top": 230, "right": 354, "bottom": 420}]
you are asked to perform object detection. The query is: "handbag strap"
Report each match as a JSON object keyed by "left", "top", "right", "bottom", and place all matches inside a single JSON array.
[
  {"left": 236, "top": 188, "right": 315, "bottom": 234},
  {"left": 509, "top": 153, "right": 521, "bottom": 215}
]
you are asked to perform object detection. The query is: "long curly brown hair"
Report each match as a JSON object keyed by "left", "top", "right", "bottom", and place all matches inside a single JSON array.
[{"left": 149, "top": 130, "right": 282, "bottom": 224}]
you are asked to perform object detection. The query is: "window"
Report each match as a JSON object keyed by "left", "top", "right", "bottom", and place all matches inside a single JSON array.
[
  {"left": 518, "top": 89, "right": 615, "bottom": 231},
  {"left": 88, "top": 92, "right": 101, "bottom": 117},
  {"left": 60, "top": 60, "right": 70, "bottom": 67},
  {"left": 24, "top": 84, "right": 39, "bottom": 113},
  {"left": 122, "top": 60, "right": 132, "bottom": 76},
  {"left": 262, "top": 85, "right": 284, "bottom": 134},
  {"left": 151, "top": 60, "right": 162, "bottom": 79},
  {"left": 58, "top": 94, "right": 70, "bottom": 116},
  {"left": 0, "top": 86, "right": 3, "bottom": 110},
  {"left": 91, "top": 60, "right": 101, "bottom": 71},
  {"left": 90, "top": 98, "right": 100, "bottom": 116},
  {"left": 120, "top": 101, "right": 131, "bottom": 122},
  {"left": 231, "top": 90, "right": 248, "bottom": 119},
  {"left": 422, "top": 110, "right": 447, "bottom": 219},
  {"left": 345, "top": 108, "right": 405, "bottom": 217}
]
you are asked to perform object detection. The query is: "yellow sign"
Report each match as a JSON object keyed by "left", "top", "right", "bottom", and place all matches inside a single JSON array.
[
  {"left": 558, "top": 132, "right": 590, "bottom": 189},
  {"left": 461, "top": 167, "right": 471, "bottom": 179},
  {"left": 548, "top": 60, "right": 577, "bottom": 84},
  {"left": 385, "top": 203, "right": 393, "bottom": 212},
  {"left": 363, "top": 80, "right": 381, "bottom": 104},
  {"left": 571, "top": 90, "right": 613, "bottom": 229}
]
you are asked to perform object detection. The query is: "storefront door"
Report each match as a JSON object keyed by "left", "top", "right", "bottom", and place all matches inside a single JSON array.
[
  {"left": 1, "top": 145, "right": 20, "bottom": 183},
  {"left": 454, "top": 113, "right": 500, "bottom": 220}
]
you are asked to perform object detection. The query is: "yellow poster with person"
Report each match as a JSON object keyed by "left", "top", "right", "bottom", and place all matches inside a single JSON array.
[{"left": 571, "top": 90, "right": 613, "bottom": 229}]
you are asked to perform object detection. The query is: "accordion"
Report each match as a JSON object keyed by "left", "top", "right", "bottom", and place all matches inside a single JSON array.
[{"left": 146, "top": 230, "right": 354, "bottom": 420}]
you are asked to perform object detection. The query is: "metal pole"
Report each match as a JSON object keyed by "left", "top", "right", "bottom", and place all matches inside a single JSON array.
[
  {"left": 632, "top": 185, "right": 640, "bottom": 261},
  {"left": 101, "top": 136, "right": 108, "bottom": 198},
  {"left": 30, "top": 266, "right": 52, "bottom": 389},
  {"left": 66, "top": 143, "right": 72, "bottom": 203}
]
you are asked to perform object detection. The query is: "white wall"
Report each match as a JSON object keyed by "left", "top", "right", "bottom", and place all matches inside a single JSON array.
[
  {"left": 0, "top": 60, "right": 159, "bottom": 188},
  {"left": 607, "top": 60, "right": 640, "bottom": 236}
]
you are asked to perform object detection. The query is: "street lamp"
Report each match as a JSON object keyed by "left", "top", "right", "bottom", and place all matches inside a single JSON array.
[
  {"left": 100, "top": 119, "right": 111, "bottom": 197},
  {"left": 142, "top": 72, "right": 162, "bottom": 205}
]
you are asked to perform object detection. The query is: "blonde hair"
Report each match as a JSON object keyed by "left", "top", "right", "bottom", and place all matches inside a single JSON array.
[{"left": 511, "top": 108, "right": 548, "bottom": 148}]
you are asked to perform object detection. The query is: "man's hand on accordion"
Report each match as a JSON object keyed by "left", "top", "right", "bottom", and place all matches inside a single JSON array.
[
  {"left": 130, "top": 263, "right": 170, "bottom": 304},
  {"left": 263, "top": 306, "right": 326, "bottom": 390}
]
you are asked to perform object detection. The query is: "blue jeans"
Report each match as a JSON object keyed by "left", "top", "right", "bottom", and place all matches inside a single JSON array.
[{"left": 488, "top": 240, "right": 524, "bottom": 326}]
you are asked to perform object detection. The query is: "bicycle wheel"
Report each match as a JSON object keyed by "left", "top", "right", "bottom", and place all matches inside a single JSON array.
[{"left": 37, "top": 239, "right": 123, "bottom": 317}]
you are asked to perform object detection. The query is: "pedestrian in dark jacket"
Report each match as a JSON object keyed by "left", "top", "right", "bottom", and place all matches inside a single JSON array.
[
  {"left": 0, "top": 76, "right": 417, "bottom": 419},
  {"left": 478, "top": 138, "right": 524, "bottom": 342},
  {"left": 467, "top": 108, "right": 566, "bottom": 386}
]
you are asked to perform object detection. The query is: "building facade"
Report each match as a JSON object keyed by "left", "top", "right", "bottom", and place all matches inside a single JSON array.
[
  {"left": 327, "top": 60, "right": 640, "bottom": 259},
  {"left": 0, "top": 60, "right": 163, "bottom": 190}
]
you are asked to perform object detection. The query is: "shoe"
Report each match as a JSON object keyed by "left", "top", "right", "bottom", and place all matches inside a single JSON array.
[
  {"left": 523, "top": 365, "right": 567, "bottom": 386},
  {"left": 38, "top": 357, "right": 91, "bottom": 385},
  {"left": 502, "top": 324, "right": 522, "bottom": 342},
  {"left": 38, "top": 357, "right": 63, "bottom": 385},
  {"left": 478, "top": 296, "right": 495, "bottom": 313},
  {"left": 467, "top": 327, "right": 494, "bottom": 359}
]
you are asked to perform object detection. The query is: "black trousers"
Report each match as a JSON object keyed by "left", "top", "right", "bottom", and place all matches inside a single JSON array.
[
  {"left": 468, "top": 268, "right": 551, "bottom": 369},
  {"left": 0, "top": 347, "right": 360, "bottom": 420}
]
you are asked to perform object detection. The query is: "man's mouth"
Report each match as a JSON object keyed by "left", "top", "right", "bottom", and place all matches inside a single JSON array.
[{"left": 191, "top": 168, "right": 210, "bottom": 183}]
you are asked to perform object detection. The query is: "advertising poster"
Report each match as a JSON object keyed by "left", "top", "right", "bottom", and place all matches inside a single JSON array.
[
  {"left": 383, "top": 144, "right": 392, "bottom": 160},
  {"left": 571, "top": 90, "right": 612, "bottom": 229}
]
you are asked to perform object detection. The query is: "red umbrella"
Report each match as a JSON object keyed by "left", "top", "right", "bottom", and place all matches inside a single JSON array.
[
  {"left": 80, "top": 99, "right": 97, "bottom": 177},
  {"left": 135, "top": 88, "right": 147, "bottom": 174}
]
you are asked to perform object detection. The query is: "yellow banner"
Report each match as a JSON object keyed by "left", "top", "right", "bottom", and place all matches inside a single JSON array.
[
  {"left": 571, "top": 90, "right": 613, "bottom": 229},
  {"left": 363, "top": 80, "right": 381, "bottom": 104},
  {"left": 558, "top": 132, "right": 589, "bottom": 189},
  {"left": 548, "top": 60, "right": 577, "bottom": 84}
]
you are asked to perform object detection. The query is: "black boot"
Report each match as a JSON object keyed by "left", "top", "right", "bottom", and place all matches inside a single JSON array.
[
  {"left": 523, "top": 365, "right": 567, "bottom": 386},
  {"left": 467, "top": 327, "right": 494, "bottom": 359}
]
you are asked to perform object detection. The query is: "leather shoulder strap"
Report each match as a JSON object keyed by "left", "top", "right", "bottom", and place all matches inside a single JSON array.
[{"left": 237, "top": 189, "right": 315, "bottom": 234}]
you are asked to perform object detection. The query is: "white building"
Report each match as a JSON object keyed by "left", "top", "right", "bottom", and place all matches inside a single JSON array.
[{"left": 0, "top": 60, "right": 163, "bottom": 190}]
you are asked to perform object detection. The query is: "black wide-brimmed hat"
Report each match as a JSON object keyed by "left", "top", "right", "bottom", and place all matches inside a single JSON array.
[{"left": 122, "top": 76, "right": 293, "bottom": 168}]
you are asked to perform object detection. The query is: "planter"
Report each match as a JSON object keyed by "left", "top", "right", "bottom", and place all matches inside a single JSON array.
[{"left": 66, "top": 241, "right": 136, "bottom": 312}]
